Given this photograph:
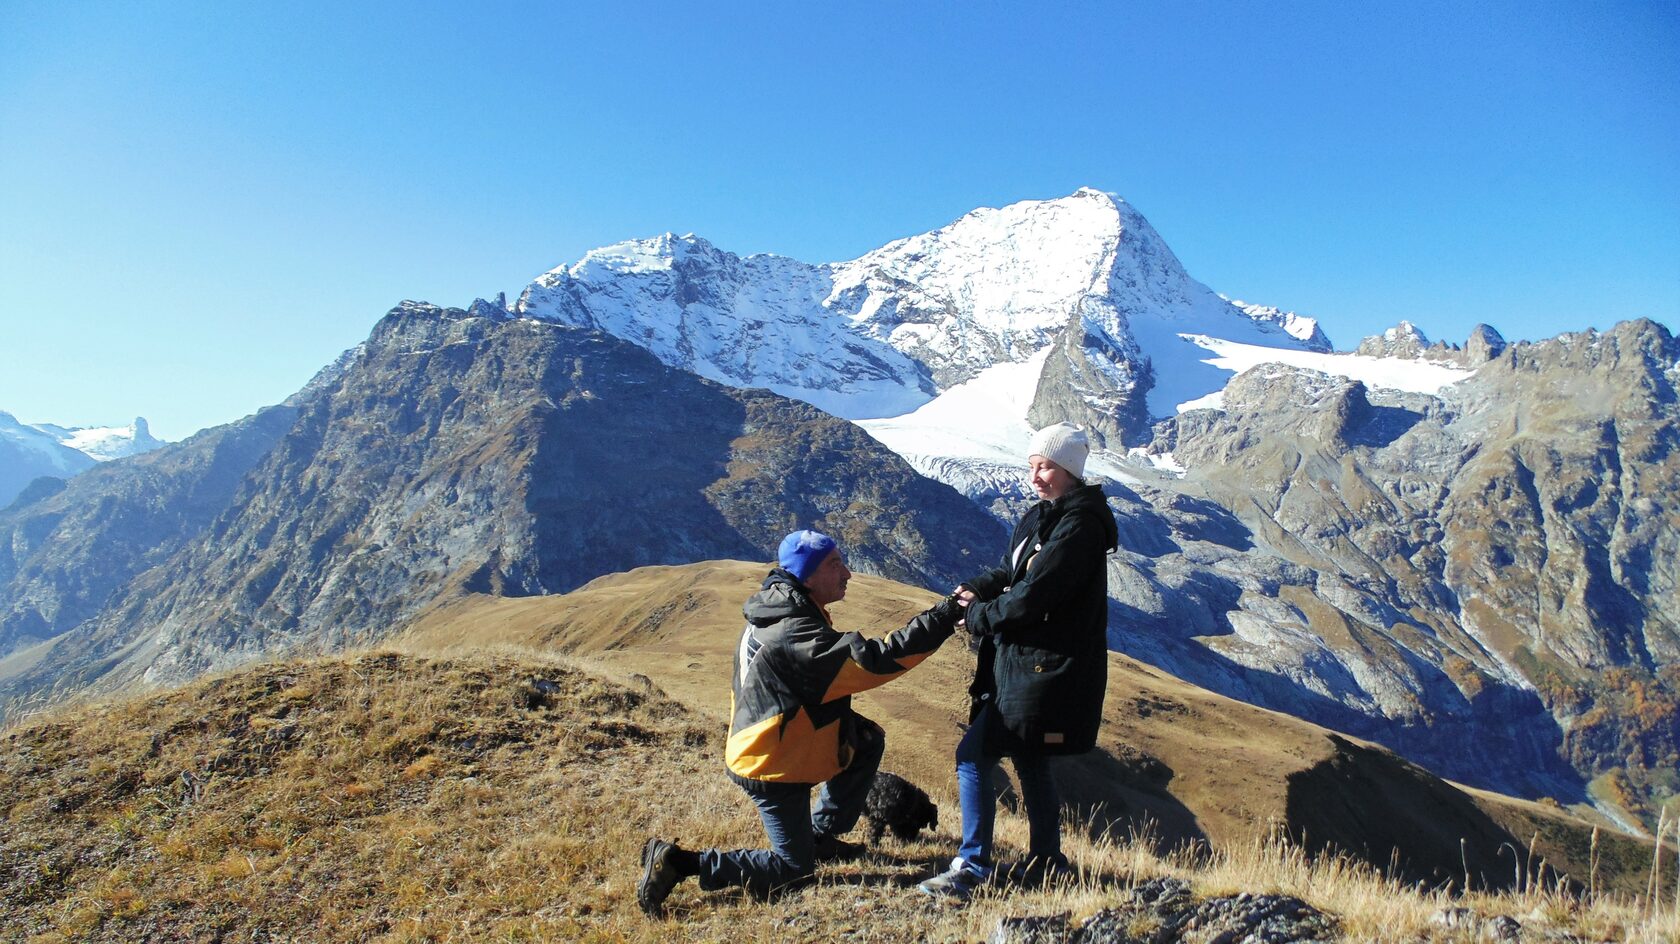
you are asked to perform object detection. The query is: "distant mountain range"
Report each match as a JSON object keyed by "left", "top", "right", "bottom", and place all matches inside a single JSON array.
[
  {"left": 2, "top": 189, "right": 1673, "bottom": 831},
  {"left": 0, "top": 413, "right": 163, "bottom": 507},
  {"left": 0, "top": 304, "right": 1001, "bottom": 699},
  {"left": 519, "top": 188, "right": 1332, "bottom": 447}
]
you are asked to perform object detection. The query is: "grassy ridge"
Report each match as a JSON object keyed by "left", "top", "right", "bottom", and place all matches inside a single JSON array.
[
  {"left": 3, "top": 649, "right": 1677, "bottom": 943},
  {"left": 397, "top": 562, "right": 1662, "bottom": 895}
]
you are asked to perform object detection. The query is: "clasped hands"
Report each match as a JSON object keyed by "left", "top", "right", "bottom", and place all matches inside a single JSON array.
[{"left": 948, "top": 585, "right": 977, "bottom": 629}]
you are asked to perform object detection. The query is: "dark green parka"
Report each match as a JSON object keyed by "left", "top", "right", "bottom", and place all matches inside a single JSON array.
[{"left": 962, "top": 483, "right": 1118, "bottom": 755}]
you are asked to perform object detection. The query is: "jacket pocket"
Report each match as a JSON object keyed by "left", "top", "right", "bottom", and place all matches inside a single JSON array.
[{"left": 995, "top": 644, "right": 1075, "bottom": 735}]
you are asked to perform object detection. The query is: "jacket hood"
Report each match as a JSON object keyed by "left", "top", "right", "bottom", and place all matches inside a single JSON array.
[
  {"left": 742, "top": 567, "right": 821, "bottom": 626},
  {"left": 1055, "top": 483, "right": 1119, "bottom": 553}
]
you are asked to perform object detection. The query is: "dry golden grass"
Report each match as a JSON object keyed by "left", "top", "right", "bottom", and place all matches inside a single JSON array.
[
  {"left": 3, "top": 647, "right": 1676, "bottom": 943},
  {"left": 397, "top": 561, "right": 1662, "bottom": 894},
  {"left": 6, "top": 559, "right": 1677, "bottom": 941}
]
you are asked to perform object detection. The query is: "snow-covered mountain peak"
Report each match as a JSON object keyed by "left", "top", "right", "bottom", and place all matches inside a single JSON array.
[
  {"left": 551, "top": 232, "right": 724, "bottom": 281},
  {"left": 821, "top": 188, "right": 1221, "bottom": 404},
  {"left": 830, "top": 189, "right": 1137, "bottom": 344},
  {"left": 59, "top": 417, "right": 164, "bottom": 461},
  {"left": 1388, "top": 320, "right": 1429, "bottom": 344},
  {"left": 1356, "top": 320, "right": 1437, "bottom": 358},
  {"left": 1226, "top": 299, "right": 1334, "bottom": 352},
  {"left": 514, "top": 231, "right": 934, "bottom": 419},
  {"left": 16, "top": 415, "right": 167, "bottom": 463},
  {"left": 507, "top": 189, "right": 1405, "bottom": 448},
  {"left": 821, "top": 189, "right": 1331, "bottom": 404},
  {"left": 1, "top": 411, "right": 163, "bottom": 506}
]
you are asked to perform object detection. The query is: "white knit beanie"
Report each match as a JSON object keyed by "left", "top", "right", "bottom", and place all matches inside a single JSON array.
[{"left": 1028, "top": 422, "right": 1089, "bottom": 479}]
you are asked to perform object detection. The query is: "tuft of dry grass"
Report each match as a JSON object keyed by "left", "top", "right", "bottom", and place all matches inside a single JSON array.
[
  {"left": 1053, "top": 812, "right": 1680, "bottom": 943},
  {"left": 2, "top": 648, "right": 1676, "bottom": 943}
]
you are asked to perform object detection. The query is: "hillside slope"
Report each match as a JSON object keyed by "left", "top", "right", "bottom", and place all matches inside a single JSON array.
[
  {"left": 7, "top": 648, "right": 1675, "bottom": 944},
  {"left": 396, "top": 560, "right": 1651, "bottom": 894},
  {"left": 0, "top": 304, "right": 1003, "bottom": 714}
]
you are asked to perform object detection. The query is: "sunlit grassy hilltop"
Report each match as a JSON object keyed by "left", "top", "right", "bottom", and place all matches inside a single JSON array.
[{"left": 2, "top": 561, "right": 1675, "bottom": 942}]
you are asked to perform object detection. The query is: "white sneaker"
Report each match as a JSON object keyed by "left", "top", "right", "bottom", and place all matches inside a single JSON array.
[{"left": 917, "top": 857, "right": 988, "bottom": 901}]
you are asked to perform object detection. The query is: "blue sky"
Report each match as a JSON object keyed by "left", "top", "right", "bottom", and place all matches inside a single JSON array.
[{"left": 3, "top": 1, "right": 1676, "bottom": 441}]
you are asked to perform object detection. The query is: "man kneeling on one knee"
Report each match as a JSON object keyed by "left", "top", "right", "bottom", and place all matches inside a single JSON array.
[{"left": 638, "top": 530, "right": 964, "bottom": 915}]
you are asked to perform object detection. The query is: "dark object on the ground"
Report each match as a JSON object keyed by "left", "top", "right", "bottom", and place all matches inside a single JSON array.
[
  {"left": 517, "top": 677, "right": 564, "bottom": 710},
  {"left": 813, "top": 831, "right": 866, "bottom": 862},
  {"left": 1069, "top": 877, "right": 1339, "bottom": 943},
  {"left": 864, "top": 771, "right": 938, "bottom": 843},
  {"left": 637, "top": 838, "right": 683, "bottom": 917}
]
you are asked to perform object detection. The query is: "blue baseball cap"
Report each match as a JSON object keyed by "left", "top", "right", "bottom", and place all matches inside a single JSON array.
[{"left": 777, "top": 530, "right": 837, "bottom": 583}]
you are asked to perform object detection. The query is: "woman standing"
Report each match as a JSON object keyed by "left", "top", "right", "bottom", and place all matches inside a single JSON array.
[{"left": 919, "top": 422, "right": 1118, "bottom": 901}]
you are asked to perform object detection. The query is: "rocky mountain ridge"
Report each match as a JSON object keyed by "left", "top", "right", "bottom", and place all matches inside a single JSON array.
[
  {"left": 517, "top": 188, "right": 1331, "bottom": 447},
  {"left": 1122, "top": 319, "right": 1677, "bottom": 821},
  {"left": 0, "top": 413, "right": 167, "bottom": 507},
  {"left": 0, "top": 302, "right": 1002, "bottom": 704}
]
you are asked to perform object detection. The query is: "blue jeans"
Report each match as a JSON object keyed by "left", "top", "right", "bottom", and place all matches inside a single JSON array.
[
  {"left": 699, "top": 719, "right": 883, "bottom": 896},
  {"left": 955, "top": 706, "right": 1062, "bottom": 871}
]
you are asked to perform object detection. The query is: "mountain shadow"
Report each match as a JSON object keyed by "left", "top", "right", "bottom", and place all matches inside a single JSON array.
[
  {"left": 1054, "top": 745, "right": 1208, "bottom": 855},
  {"left": 1286, "top": 735, "right": 1533, "bottom": 893}
]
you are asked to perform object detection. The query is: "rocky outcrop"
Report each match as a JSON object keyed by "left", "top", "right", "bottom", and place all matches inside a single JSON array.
[
  {"left": 0, "top": 304, "right": 1003, "bottom": 709},
  {"left": 1465, "top": 323, "right": 1507, "bottom": 364},
  {"left": 989, "top": 878, "right": 1338, "bottom": 943},
  {"left": 1355, "top": 322, "right": 1509, "bottom": 369},
  {"left": 1027, "top": 307, "right": 1152, "bottom": 449},
  {"left": 1355, "top": 320, "right": 1432, "bottom": 358},
  {"left": 1123, "top": 318, "right": 1679, "bottom": 812}
]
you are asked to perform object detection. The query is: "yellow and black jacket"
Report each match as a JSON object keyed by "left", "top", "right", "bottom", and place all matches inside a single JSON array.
[{"left": 725, "top": 568, "right": 960, "bottom": 791}]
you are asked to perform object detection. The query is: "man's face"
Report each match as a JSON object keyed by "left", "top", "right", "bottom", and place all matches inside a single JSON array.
[{"left": 804, "top": 548, "right": 851, "bottom": 606}]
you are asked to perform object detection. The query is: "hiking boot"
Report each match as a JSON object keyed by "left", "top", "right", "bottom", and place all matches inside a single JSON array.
[
  {"left": 994, "top": 854, "right": 1076, "bottom": 888},
  {"left": 917, "top": 857, "right": 988, "bottom": 901},
  {"left": 812, "top": 831, "right": 866, "bottom": 863},
  {"left": 637, "top": 838, "right": 684, "bottom": 917}
]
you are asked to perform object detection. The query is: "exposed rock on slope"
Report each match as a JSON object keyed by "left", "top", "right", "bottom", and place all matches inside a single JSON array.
[
  {"left": 0, "top": 304, "right": 1001, "bottom": 708},
  {"left": 1131, "top": 318, "right": 1679, "bottom": 814}
]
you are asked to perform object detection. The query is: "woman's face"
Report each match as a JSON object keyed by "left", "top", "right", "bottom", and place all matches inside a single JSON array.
[{"left": 1029, "top": 456, "right": 1077, "bottom": 501}]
